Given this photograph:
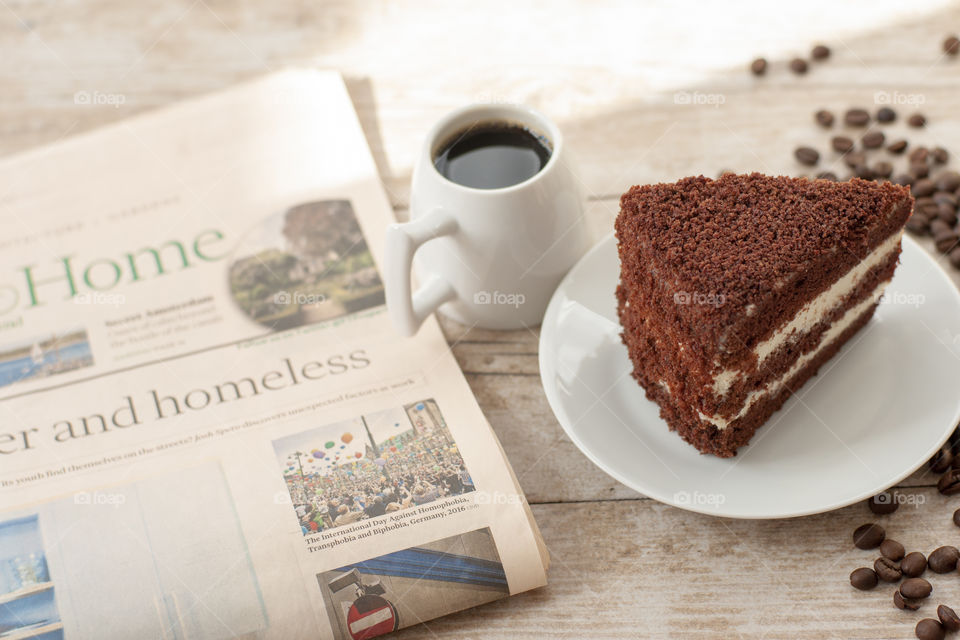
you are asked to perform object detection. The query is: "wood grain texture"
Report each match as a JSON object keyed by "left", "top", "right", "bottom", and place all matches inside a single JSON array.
[{"left": 2, "top": 1, "right": 960, "bottom": 637}]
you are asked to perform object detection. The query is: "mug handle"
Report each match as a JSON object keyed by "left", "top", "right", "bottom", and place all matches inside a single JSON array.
[{"left": 385, "top": 210, "right": 459, "bottom": 336}]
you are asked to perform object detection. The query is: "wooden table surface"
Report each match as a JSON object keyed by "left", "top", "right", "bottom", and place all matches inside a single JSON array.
[{"left": 5, "top": 1, "right": 960, "bottom": 637}]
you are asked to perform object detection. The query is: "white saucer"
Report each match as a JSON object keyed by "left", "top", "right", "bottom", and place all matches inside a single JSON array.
[{"left": 539, "top": 234, "right": 960, "bottom": 518}]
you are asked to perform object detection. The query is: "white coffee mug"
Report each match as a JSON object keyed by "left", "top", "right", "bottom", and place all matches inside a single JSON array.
[{"left": 385, "top": 103, "right": 590, "bottom": 336}]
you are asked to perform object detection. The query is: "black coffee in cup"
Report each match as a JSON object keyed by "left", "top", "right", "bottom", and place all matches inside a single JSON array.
[{"left": 434, "top": 123, "right": 552, "bottom": 190}]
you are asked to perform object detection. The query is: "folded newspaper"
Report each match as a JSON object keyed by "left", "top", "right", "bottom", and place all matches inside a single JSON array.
[{"left": 0, "top": 70, "right": 548, "bottom": 640}]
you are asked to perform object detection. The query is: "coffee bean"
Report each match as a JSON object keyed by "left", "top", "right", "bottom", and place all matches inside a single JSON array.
[
  {"left": 882, "top": 539, "right": 906, "bottom": 562},
  {"left": 936, "top": 171, "right": 960, "bottom": 192},
  {"left": 853, "top": 164, "right": 874, "bottom": 180},
  {"left": 930, "top": 445, "right": 955, "bottom": 472},
  {"left": 794, "top": 146, "right": 819, "bottom": 166},
  {"left": 933, "top": 147, "right": 949, "bottom": 164},
  {"left": 931, "top": 219, "right": 953, "bottom": 237},
  {"left": 844, "top": 150, "right": 867, "bottom": 168},
  {"left": 816, "top": 171, "right": 838, "bottom": 181},
  {"left": 853, "top": 523, "right": 885, "bottom": 549},
  {"left": 895, "top": 173, "right": 916, "bottom": 186},
  {"left": 950, "top": 247, "right": 960, "bottom": 269},
  {"left": 902, "top": 577, "right": 933, "bottom": 599},
  {"left": 917, "top": 618, "right": 946, "bottom": 640},
  {"left": 918, "top": 198, "right": 940, "bottom": 217},
  {"left": 811, "top": 44, "right": 831, "bottom": 60},
  {"left": 896, "top": 590, "right": 924, "bottom": 610},
  {"left": 867, "top": 492, "right": 898, "bottom": 514},
  {"left": 909, "top": 113, "right": 927, "bottom": 128},
  {"left": 851, "top": 566, "right": 879, "bottom": 590},
  {"left": 831, "top": 136, "right": 854, "bottom": 153},
  {"left": 906, "top": 214, "right": 931, "bottom": 235},
  {"left": 939, "top": 605, "right": 960, "bottom": 632},
  {"left": 911, "top": 147, "right": 930, "bottom": 163},
  {"left": 938, "top": 204, "right": 958, "bottom": 226},
  {"left": 750, "top": 58, "right": 767, "bottom": 75},
  {"left": 903, "top": 552, "right": 928, "bottom": 578},
  {"left": 789, "top": 58, "right": 808, "bottom": 74},
  {"left": 914, "top": 179, "right": 937, "bottom": 197},
  {"left": 954, "top": 508, "right": 960, "bottom": 528},
  {"left": 845, "top": 108, "right": 871, "bottom": 127},
  {"left": 938, "top": 469, "right": 960, "bottom": 495},
  {"left": 934, "top": 230, "right": 958, "bottom": 253},
  {"left": 877, "top": 107, "right": 897, "bottom": 123},
  {"left": 873, "top": 161, "right": 894, "bottom": 179},
  {"left": 815, "top": 109, "right": 834, "bottom": 128},
  {"left": 862, "top": 130, "right": 885, "bottom": 149},
  {"left": 875, "top": 556, "right": 903, "bottom": 582},
  {"left": 945, "top": 35, "right": 960, "bottom": 55},
  {"left": 934, "top": 191, "right": 958, "bottom": 208},
  {"left": 888, "top": 139, "right": 908, "bottom": 154},
  {"left": 929, "top": 546, "right": 959, "bottom": 573},
  {"left": 913, "top": 162, "right": 931, "bottom": 179}
]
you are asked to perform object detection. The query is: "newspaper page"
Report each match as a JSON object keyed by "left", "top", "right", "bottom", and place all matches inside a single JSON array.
[{"left": 0, "top": 70, "right": 548, "bottom": 640}]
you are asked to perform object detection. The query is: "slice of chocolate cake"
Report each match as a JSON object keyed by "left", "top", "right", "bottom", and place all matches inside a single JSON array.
[{"left": 615, "top": 173, "right": 913, "bottom": 457}]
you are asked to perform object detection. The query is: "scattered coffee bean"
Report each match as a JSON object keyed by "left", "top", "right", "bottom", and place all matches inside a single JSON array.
[
  {"left": 868, "top": 492, "right": 898, "bottom": 515},
  {"left": 882, "top": 539, "right": 906, "bottom": 562},
  {"left": 854, "top": 164, "right": 874, "bottom": 180},
  {"left": 929, "top": 546, "right": 960, "bottom": 573},
  {"left": 916, "top": 618, "right": 945, "bottom": 640},
  {"left": 862, "top": 130, "right": 885, "bottom": 149},
  {"left": 934, "top": 231, "right": 958, "bottom": 253},
  {"left": 845, "top": 108, "right": 871, "bottom": 127},
  {"left": 902, "top": 577, "right": 933, "bottom": 599},
  {"left": 876, "top": 556, "right": 903, "bottom": 582},
  {"left": 750, "top": 58, "right": 767, "bottom": 76},
  {"left": 811, "top": 44, "right": 831, "bottom": 60},
  {"left": 911, "top": 147, "right": 930, "bottom": 163},
  {"left": 936, "top": 171, "right": 960, "bottom": 192},
  {"left": 953, "top": 508, "right": 960, "bottom": 528},
  {"left": 945, "top": 35, "right": 960, "bottom": 56},
  {"left": 938, "top": 469, "right": 960, "bottom": 495},
  {"left": 816, "top": 171, "right": 838, "bottom": 181},
  {"left": 895, "top": 173, "right": 916, "bottom": 186},
  {"left": 909, "top": 113, "right": 927, "bottom": 128},
  {"left": 897, "top": 590, "right": 924, "bottom": 610},
  {"left": 877, "top": 107, "right": 897, "bottom": 123},
  {"left": 815, "top": 109, "right": 834, "bottom": 128},
  {"left": 851, "top": 566, "right": 879, "bottom": 590},
  {"left": 907, "top": 214, "right": 931, "bottom": 235},
  {"left": 932, "top": 219, "right": 953, "bottom": 237},
  {"left": 915, "top": 179, "right": 937, "bottom": 197},
  {"left": 888, "top": 139, "right": 908, "bottom": 154},
  {"left": 939, "top": 605, "right": 960, "bottom": 632},
  {"left": 913, "top": 162, "right": 932, "bottom": 179},
  {"left": 931, "top": 445, "right": 955, "bottom": 472},
  {"left": 794, "top": 146, "right": 819, "bottom": 166},
  {"left": 934, "top": 191, "right": 958, "bottom": 207},
  {"left": 844, "top": 150, "right": 867, "bottom": 168},
  {"left": 950, "top": 247, "right": 960, "bottom": 269},
  {"left": 873, "top": 161, "right": 894, "bottom": 179},
  {"left": 933, "top": 147, "right": 949, "bottom": 164},
  {"left": 853, "top": 523, "right": 886, "bottom": 549},
  {"left": 789, "top": 58, "right": 808, "bottom": 74},
  {"left": 938, "top": 204, "right": 958, "bottom": 226},
  {"left": 831, "top": 136, "right": 854, "bottom": 153},
  {"left": 903, "top": 552, "right": 928, "bottom": 578},
  {"left": 918, "top": 198, "right": 941, "bottom": 217}
]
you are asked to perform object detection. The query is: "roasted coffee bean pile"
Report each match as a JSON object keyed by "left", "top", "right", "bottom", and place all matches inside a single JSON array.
[
  {"left": 848, "top": 425, "right": 960, "bottom": 639},
  {"left": 785, "top": 103, "right": 960, "bottom": 270}
]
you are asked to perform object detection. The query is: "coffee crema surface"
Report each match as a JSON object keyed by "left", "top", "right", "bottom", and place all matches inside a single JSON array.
[{"left": 433, "top": 123, "right": 551, "bottom": 190}]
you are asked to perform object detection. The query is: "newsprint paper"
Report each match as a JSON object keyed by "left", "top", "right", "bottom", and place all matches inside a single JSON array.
[{"left": 0, "top": 70, "right": 548, "bottom": 640}]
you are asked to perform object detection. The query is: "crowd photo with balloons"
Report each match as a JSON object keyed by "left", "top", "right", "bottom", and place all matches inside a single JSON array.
[{"left": 272, "top": 399, "right": 475, "bottom": 534}]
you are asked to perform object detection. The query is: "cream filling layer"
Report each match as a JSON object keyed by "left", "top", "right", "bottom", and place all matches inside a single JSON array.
[
  {"left": 711, "top": 231, "right": 902, "bottom": 397},
  {"left": 697, "top": 277, "right": 890, "bottom": 430}
]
